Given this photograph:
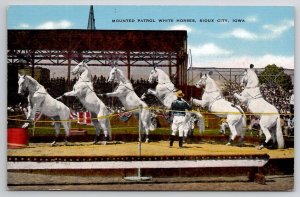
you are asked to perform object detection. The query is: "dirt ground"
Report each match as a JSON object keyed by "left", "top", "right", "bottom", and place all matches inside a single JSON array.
[
  {"left": 7, "top": 141, "right": 294, "bottom": 191},
  {"left": 7, "top": 172, "right": 293, "bottom": 191},
  {"left": 7, "top": 141, "right": 294, "bottom": 159}
]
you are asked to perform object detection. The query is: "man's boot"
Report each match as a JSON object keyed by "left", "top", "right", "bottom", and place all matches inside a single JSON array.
[
  {"left": 93, "top": 135, "right": 99, "bottom": 145},
  {"left": 169, "top": 135, "right": 174, "bottom": 148},
  {"left": 179, "top": 137, "right": 183, "bottom": 148}
]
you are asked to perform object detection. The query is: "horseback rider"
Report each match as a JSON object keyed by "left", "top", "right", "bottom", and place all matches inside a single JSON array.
[{"left": 169, "top": 90, "right": 192, "bottom": 148}]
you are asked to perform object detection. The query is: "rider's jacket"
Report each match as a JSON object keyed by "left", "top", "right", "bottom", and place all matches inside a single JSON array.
[{"left": 170, "top": 98, "right": 192, "bottom": 116}]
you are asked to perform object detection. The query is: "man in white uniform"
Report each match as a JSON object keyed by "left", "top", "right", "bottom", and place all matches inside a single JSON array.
[{"left": 169, "top": 90, "right": 192, "bottom": 148}]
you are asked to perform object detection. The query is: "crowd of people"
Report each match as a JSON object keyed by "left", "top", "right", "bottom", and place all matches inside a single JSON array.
[{"left": 222, "top": 81, "right": 292, "bottom": 114}]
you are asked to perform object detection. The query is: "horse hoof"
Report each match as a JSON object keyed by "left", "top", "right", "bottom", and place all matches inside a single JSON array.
[
  {"left": 102, "top": 141, "right": 107, "bottom": 145},
  {"left": 140, "top": 93, "right": 146, "bottom": 100},
  {"left": 22, "top": 123, "right": 30, "bottom": 128},
  {"left": 258, "top": 145, "right": 264, "bottom": 150},
  {"left": 237, "top": 143, "right": 244, "bottom": 147},
  {"left": 51, "top": 141, "right": 56, "bottom": 146},
  {"left": 226, "top": 139, "right": 233, "bottom": 146},
  {"left": 145, "top": 138, "right": 149, "bottom": 143},
  {"left": 64, "top": 141, "right": 68, "bottom": 146}
]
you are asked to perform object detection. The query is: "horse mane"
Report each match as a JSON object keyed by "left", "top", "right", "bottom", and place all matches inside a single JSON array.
[
  {"left": 25, "top": 75, "right": 40, "bottom": 87},
  {"left": 156, "top": 68, "right": 171, "bottom": 83},
  {"left": 79, "top": 62, "right": 92, "bottom": 81},
  {"left": 206, "top": 75, "right": 220, "bottom": 91},
  {"left": 116, "top": 68, "right": 130, "bottom": 83}
]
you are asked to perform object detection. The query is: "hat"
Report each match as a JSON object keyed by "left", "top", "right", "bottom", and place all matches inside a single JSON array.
[
  {"left": 250, "top": 64, "right": 254, "bottom": 69},
  {"left": 175, "top": 90, "right": 184, "bottom": 98}
]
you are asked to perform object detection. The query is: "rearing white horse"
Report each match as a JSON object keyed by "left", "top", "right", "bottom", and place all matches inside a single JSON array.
[
  {"left": 234, "top": 66, "right": 284, "bottom": 149},
  {"left": 18, "top": 74, "right": 71, "bottom": 146},
  {"left": 101, "top": 66, "right": 155, "bottom": 142},
  {"left": 58, "top": 61, "right": 111, "bottom": 144},
  {"left": 142, "top": 67, "right": 205, "bottom": 136},
  {"left": 191, "top": 72, "right": 246, "bottom": 145}
]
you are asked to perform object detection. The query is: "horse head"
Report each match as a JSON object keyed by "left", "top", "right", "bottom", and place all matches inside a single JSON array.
[
  {"left": 148, "top": 67, "right": 159, "bottom": 83},
  {"left": 18, "top": 74, "right": 28, "bottom": 95},
  {"left": 195, "top": 73, "right": 207, "bottom": 88},
  {"left": 71, "top": 61, "right": 88, "bottom": 76},
  {"left": 107, "top": 66, "right": 121, "bottom": 83}
]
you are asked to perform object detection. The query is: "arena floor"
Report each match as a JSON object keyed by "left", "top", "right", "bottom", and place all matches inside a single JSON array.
[{"left": 7, "top": 141, "right": 294, "bottom": 159}]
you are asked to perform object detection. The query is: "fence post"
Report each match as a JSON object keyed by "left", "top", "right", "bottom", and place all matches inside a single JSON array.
[{"left": 124, "top": 105, "right": 151, "bottom": 181}]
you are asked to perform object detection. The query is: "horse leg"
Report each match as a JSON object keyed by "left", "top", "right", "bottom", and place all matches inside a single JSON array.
[
  {"left": 269, "top": 126, "right": 277, "bottom": 149},
  {"left": 236, "top": 115, "right": 246, "bottom": 147},
  {"left": 226, "top": 122, "right": 238, "bottom": 146},
  {"left": 141, "top": 109, "right": 150, "bottom": 143},
  {"left": 258, "top": 116, "right": 277, "bottom": 150},
  {"left": 92, "top": 117, "right": 102, "bottom": 144},
  {"left": 63, "top": 89, "right": 81, "bottom": 97},
  {"left": 147, "top": 89, "right": 159, "bottom": 97},
  {"left": 191, "top": 98, "right": 206, "bottom": 108},
  {"left": 105, "top": 91, "right": 121, "bottom": 98},
  {"left": 258, "top": 126, "right": 272, "bottom": 150},
  {"left": 233, "top": 93, "right": 248, "bottom": 104},
  {"left": 22, "top": 96, "right": 32, "bottom": 128},
  {"left": 59, "top": 106, "right": 71, "bottom": 146},
  {"left": 99, "top": 118, "right": 110, "bottom": 145},
  {"left": 52, "top": 117, "right": 61, "bottom": 146}
]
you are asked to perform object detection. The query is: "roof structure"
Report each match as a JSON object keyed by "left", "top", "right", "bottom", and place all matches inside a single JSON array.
[{"left": 8, "top": 29, "right": 188, "bottom": 86}]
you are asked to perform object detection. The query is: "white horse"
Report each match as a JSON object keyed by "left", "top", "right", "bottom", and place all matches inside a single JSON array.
[
  {"left": 234, "top": 66, "right": 284, "bottom": 149},
  {"left": 191, "top": 72, "right": 246, "bottom": 145},
  {"left": 18, "top": 74, "right": 71, "bottom": 146},
  {"left": 58, "top": 61, "right": 111, "bottom": 144},
  {"left": 101, "top": 66, "right": 155, "bottom": 142},
  {"left": 142, "top": 67, "right": 205, "bottom": 137}
]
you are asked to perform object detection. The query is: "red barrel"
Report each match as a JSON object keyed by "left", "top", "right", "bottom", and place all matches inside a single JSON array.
[{"left": 7, "top": 128, "right": 29, "bottom": 149}]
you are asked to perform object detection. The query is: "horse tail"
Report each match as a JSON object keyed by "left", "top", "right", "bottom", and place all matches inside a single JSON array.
[
  {"left": 107, "top": 118, "right": 112, "bottom": 140},
  {"left": 276, "top": 115, "right": 284, "bottom": 149},
  {"left": 148, "top": 110, "right": 156, "bottom": 131},
  {"left": 149, "top": 119, "right": 156, "bottom": 131},
  {"left": 193, "top": 111, "right": 205, "bottom": 133},
  {"left": 237, "top": 114, "right": 246, "bottom": 137}
]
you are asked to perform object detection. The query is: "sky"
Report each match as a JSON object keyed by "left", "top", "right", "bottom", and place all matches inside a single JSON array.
[{"left": 7, "top": 5, "right": 294, "bottom": 73}]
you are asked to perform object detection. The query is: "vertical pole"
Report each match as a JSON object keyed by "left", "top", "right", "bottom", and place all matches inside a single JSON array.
[
  {"left": 168, "top": 52, "right": 172, "bottom": 77},
  {"left": 31, "top": 50, "right": 35, "bottom": 78},
  {"left": 138, "top": 105, "right": 142, "bottom": 155},
  {"left": 67, "top": 52, "right": 71, "bottom": 91},
  {"left": 229, "top": 68, "right": 232, "bottom": 99},
  {"left": 138, "top": 104, "right": 142, "bottom": 178},
  {"left": 127, "top": 51, "right": 131, "bottom": 80},
  {"left": 123, "top": 104, "right": 151, "bottom": 182}
]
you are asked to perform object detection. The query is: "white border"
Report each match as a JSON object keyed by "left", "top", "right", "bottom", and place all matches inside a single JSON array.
[{"left": 1, "top": 0, "right": 299, "bottom": 196}]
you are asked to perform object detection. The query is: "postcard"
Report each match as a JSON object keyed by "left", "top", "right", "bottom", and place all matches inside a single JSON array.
[{"left": 7, "top": 5, "right": 294, "bottom": 191}]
